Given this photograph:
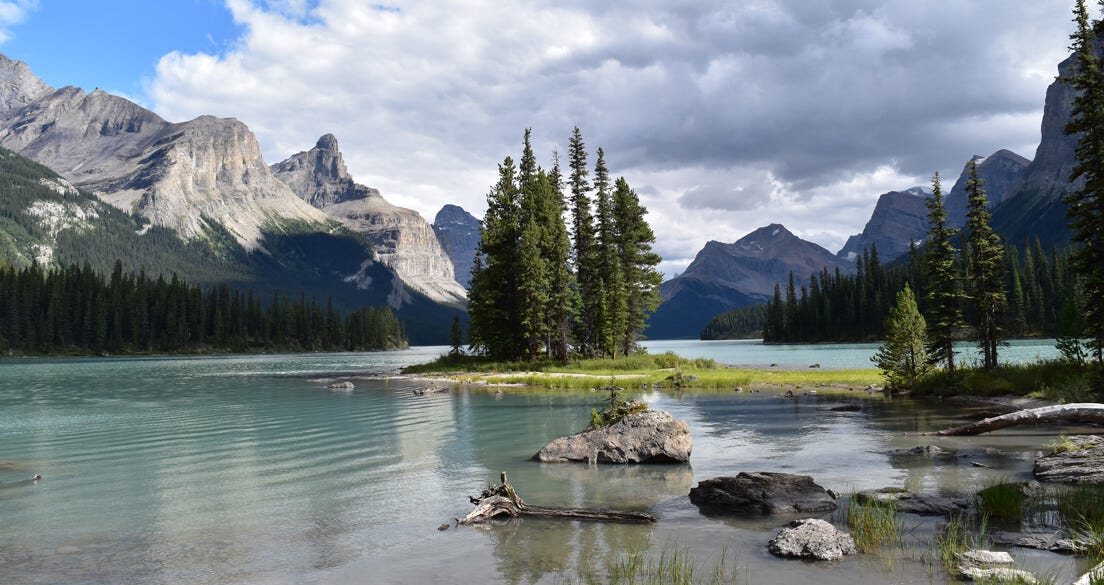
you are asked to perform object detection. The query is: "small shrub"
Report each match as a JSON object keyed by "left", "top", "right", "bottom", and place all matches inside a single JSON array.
[{"left": 589, "top": 388, "right": 649, "bottom": 429}]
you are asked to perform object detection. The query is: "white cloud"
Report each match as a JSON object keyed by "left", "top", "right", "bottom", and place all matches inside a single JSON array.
[
  {"left": 148, "top": 0, "right": 1076, "bottom": 279},
  {"left": 0, "top": 1, "right": 35, "bottom": 43}
]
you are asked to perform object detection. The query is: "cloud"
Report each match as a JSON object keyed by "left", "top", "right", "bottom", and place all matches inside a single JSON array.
[
  {"left": 0, "top": 1, "right": 35, "bottom": 43},
  {"left": 148, "top": 0, "right": 1077, "bottom": 278}
]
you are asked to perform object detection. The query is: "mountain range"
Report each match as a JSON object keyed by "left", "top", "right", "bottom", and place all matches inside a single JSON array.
[
  {"left": 649, "top": 45, "right": 1086, "bottom": 339},
  {"left": 0, "top": 53, "right": 482, "bottom": 343}
]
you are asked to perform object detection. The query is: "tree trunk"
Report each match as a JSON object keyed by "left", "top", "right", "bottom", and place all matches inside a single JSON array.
[
  {"left": 458, "top": 472, "right": 656, "bottom": 525},
  {"left": 932, "top": 403, "right": 1104, "bottom": 436}
]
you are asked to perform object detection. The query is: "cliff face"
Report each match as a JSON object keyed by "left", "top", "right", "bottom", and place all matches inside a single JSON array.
[
  {"left": 649, "top": 224, "right": 849, "bottom": 339},
  {"left": 433, "top": 204, "right": 480, "bottom": 288},
  {"left": 837, "top": 189, "right": 929, "bottom": 263},
  {"left": 272, "top": 135, "right": 467, "bottom": 306},
  {"left": 0, "top": 57, "right": 333, "bottom": 248},
  {"left": 944, "top": 149, "right": 1031, "bottom": 228}
]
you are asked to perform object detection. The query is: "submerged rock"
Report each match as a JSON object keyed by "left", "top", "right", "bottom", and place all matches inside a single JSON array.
[
  {"left": 767, "top": 518, "right": 856, "bottom": 561},
  {"left": 856, "top": 487, "right": 971, "bottom": 516},
  {"left": 990, "top": 531, "right": 1086, "bottom": 555},
  {"left": 890, "top": 445, "right": 948, "bottom": 457},
  {"left": 688, "top": 472, "right": 836, "bottom": 515},
  {"left": 328, "top": 381, "right": 355, "bottom": 390},
  {"left": 533, "top": 410, "right": 691, "bottom": 464},
  {"left": 1034, "top": 435, "right": 1104, "bottom": 484}
]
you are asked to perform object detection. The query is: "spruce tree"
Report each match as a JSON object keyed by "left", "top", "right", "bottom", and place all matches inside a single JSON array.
[
  {"left": 964, "top": 159, "right": 1008, "bottom": 370},
  {"left": 593, "top": 148, "right": 626, "bottom": 356},
  {"left": 449, "top": 314, "right": 464, "bottom": 356},
  {"left": 568, "top": 127, "right": 599, "bottom": 355},
  {"left": 1064, "top": 0, "right": 1104, "bottom": 375},
  {"left": 468, "top": 157, "right": 522, "bottom": 358},
  {"left": 872, "top": 284, "right": 932, "bottom": 391},
  {"left": 612, "top": 176, "right": 662, "bottom": 355},
  {"left": 544, "top": 152, "right": 576, "bottom": 362},
  {"left": 924, "top": 172, "right": 965, "bottom": 372}
]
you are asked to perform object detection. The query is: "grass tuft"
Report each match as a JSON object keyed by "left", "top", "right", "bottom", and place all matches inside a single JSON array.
[
  {"left": 976, "top": 480, "right": 1024, "bottom": 522},
  {"left": 847, "top": 495, "right": 903, "bottom": 552}
]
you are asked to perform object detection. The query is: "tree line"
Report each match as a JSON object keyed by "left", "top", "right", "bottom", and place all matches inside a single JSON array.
[
  {"left": 0, "top": 261, "right": 407, "bottom": 355},
  {"left": 468, "top": 128, "right": 663, "bottom": 361},
  {"left": 704, "top": 179, "right": 1079, "bottom": 349}
]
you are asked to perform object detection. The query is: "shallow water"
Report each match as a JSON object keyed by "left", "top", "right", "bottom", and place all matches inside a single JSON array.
[{"left": 0, "top": 344, "right": 1093, "bottom": 584}]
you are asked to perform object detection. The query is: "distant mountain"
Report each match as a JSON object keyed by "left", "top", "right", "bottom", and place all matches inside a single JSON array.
[
  {"left": 837, "top": 188, "right": 929, "bottom": 264},
  {"left": 433, "top": 204, "right": 480, "bottom": 288},
  {"left": 945, "top": 149, "right": 1030, "bottom": 228},
  {"left": 0, "top": 53, "right": 459, "bottom": 343},
  {"left": 271, "top": 134, "right": 467, "bottom": 306},
  {"left": 647, "top": 224, "right": 849, "bottom": 339}
]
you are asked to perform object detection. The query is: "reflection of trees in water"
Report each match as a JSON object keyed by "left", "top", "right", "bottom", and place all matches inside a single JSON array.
[
  {"left": 485, "top": 517, "right": 655, "bottom": 584},
  {"left": 536, "top": 463, "right": 694, "bottom": 510}
]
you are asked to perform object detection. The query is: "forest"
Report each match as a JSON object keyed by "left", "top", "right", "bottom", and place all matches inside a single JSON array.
[{"left": 0, "top": 261, "right": 407, "bottom": 355}]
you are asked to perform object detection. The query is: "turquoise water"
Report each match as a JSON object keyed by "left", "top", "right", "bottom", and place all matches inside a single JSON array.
[
  {"left": 642, "top": 338, "right": 1061, "bottom": 369},
  {"left": 0, "top": 343, "right": 1089, "bottom": 584}
]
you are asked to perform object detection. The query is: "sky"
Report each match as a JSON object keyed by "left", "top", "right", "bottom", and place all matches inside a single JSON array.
[{"left": 0, "top": 0, "right": 1082, "bottom": 277}]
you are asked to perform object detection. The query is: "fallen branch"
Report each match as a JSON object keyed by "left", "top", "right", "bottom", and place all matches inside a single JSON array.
[
  {"left": 932, "top": 403, "right": 1104, "bottom": 436},
  {"left": 458, "top": 472, "right": 656, "bottom": 525}
]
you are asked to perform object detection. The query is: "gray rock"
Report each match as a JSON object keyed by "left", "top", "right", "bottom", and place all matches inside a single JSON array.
[
  {"left": 956, "top": 550, "right": 1014, "bottom": 565},
  {"left": 328, "top": 381, "right": 354, "bottom": 390},
  {"left": 767, "top": 518, "right": 856, "bottom": 561},
  {"left": 957, "top": 566, "right": 1037, "bottom": 584},
  {"left": 856, "top": 487, "right": 972, "bottom": 516},
  {"left": 433, "top": 204, "right": 480, "bottom": 288},
  {"left": 533, "top": 410, "right": 691, "bottom": 464},
  {"left": 890, "top": 445, "right": 948, "bottom": 457},
  {"left": 272, "top": 135, "right": 467, "bottom": 306},
  {"left": 689, "top": 472, "right": 837, "bottom": 515},
  {"left": 1034, "top": 435, "right": 1104, "bottom": 484},
  {"left": 991, "top": 531, "right": 1087, "bottom": 555}
]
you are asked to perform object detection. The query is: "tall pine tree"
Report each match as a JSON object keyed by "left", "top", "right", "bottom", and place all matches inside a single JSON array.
[
  {"left": 568, "top": 127, "right": 600, "bottom": 356},
  {"left": 924, "top": 172, "right": 965, "bottom": 372},
  {"left": 964, "top": 159, "right": 1007, "bottom": 370},
  {"left": 612, "top": 177, "right": 663, "bottom": 355}
]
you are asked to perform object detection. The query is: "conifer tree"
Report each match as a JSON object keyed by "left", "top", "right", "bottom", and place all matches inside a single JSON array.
[
  {"left": 924, "top": 172, "right": 965, "bottom": 372},
  {"left": 468, "top": 157, "right": 522, "bottom": 358},
  {"left": 612, "top": 176, "right": 662, "bottom": 355},
  {"left": 544, "top": 152, "right": 576, "bottom": 362},
  {"left": 872, "top": 284, "right": 932, "bottom": 390},
  {"left": 963, "top": 160, "right": 1008, "bottom": 370},
  {"left": 1064, "top": 0, "right": 1104, "bottom": 374},
  {"left": 568, "top": 127, "right": 600, "bottom": 355},
  {"left": 593, "top": 148, "right": 626, "bottom": 356}
]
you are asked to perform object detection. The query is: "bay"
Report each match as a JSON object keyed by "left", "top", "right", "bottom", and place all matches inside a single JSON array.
[{"left": 0, "top": 340, "right": 1087, "bottom": 584}]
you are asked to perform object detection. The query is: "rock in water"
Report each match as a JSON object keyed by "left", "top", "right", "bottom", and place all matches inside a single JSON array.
[
  {"left": 855, "top": 487, "right": 972, "bottom": 516},
  {"left": 768, "top": 518, "right": 856, "bottom": 561},
  {"left": 1034, "top": 435, "right": 1104, "bottom": 484},
  {"left": 532, "top": 411, "right": 691, "bottom": 464},
  {"left": 688, "top": 472, "right": 837, "bottom": 515}
]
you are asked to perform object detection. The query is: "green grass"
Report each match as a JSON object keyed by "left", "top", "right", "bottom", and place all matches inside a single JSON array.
[
  {"left": 935, "top": 514, "right": 987, "bottom": 572},
  {"left": 846, "top": 495, "right": 903, "bottom": 552},
  {"left": 606, "top": 546, "right": 743, "bottom": 585},
  {"left": 402, "top": 352, "right": 882, "bottom": 392},
  {"left": 911, "top": 360, "right": 1094, "bottom": 400},
  {"left": 976, "top": 480, "right": 1024, "bottom": 522}
]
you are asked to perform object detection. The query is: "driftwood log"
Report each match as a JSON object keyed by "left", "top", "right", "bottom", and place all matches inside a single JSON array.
[
  {"left": 932, "top": 403, "right": 1104, "bottom": 436},
  {"left": 458, "top": 472, "right": 656, "bottom": 525}
]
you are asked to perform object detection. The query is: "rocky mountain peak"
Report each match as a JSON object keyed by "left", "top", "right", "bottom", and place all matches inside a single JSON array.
[
  {"left": 837, "top": 190, "right": 929, "bottom": 263},
  {"left": 270, "top": 133, "right": 373, "bottom": 207},
  {"left": 273, "top": 137, "right": 467, "bottom": 306},
  {"left": 433, "top": 204, "right": 480, "bottom": 288},
  {"left": 945, "top": 148, "right": 1031, "bottom": 227},
  {"left": 0, "top": 54, "right": 50, "bottom": 112}
]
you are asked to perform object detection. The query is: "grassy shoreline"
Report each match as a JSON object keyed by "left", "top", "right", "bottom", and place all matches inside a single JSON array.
[{"left": 401, "top": 352, "right": 884, "bottom": 394}]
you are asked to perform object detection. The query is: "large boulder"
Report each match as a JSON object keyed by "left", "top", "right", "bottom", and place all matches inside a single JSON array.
[
  {"left": 767, "top": 518, "right": 856, "bottom": 561},
  {"left": 532, "top": 410, "right": 691, "bottom": 464},
  {"left": 856, "top": 487, "right": 972, "bottom": 516},
  {"left": 1034, "top": 435, "right": 1104, "bottom": 484},
  {"left": 688, "top": 472, "right": 836, "bottom": 515}
]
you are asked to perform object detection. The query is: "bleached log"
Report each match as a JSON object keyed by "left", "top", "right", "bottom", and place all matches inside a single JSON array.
[
  {"left": 457, "top": 472, "right": 655, "bottom": 526},
  {"left": 933, "top": 403, "right": 1104, "bottom": 436}
]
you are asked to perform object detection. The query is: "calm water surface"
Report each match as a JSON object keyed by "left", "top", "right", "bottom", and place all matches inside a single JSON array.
[{"left": 0, "top": 341, "right": 1090, "bottom": 584}]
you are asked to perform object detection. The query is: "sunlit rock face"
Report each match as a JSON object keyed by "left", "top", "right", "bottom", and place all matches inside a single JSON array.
[
  {"left": 272, "top": 135, "right": 467, "bottom": 306},
  {"left": 0, "top": 55, "right": 333, "bottom": 249}
]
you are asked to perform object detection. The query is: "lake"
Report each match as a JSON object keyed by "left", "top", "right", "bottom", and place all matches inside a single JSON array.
[{"left": 0, "top": 340, "right": 1091, "bottom": 584}]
